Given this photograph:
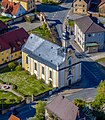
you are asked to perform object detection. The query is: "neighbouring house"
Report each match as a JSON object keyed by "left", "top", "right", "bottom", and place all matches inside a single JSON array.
[
  {"left": 10, "top": 0, "right": 36, "bottom": 12},
  {"left": 2, "top": 0, "right": 26, "bottom": 17},
  {"left": 9, "top": 114, "right": 20, "bottom": 120},
  {"left": 73, "top": 0, "right": 91, "bottom": 15},
  {"left": 0, "top": 20, "right": 8, "bottom": 34},
  {"left": 74, "top": 16, "right": 105, "bottom": 53},
  {"left": 73, "top": 0, "right": 100, "bottom": 15},
  {"left": 98, "top": 0, "right": 105, "bottom": 17},
  {"left": 22, "top": 34, "right": 81, "bottom": 88},
  {"left": 45, "top": 95, "right": 85, "bottom": 120},
  {"left": 0, "top": 28, "right": 29, "bottom": 65}
]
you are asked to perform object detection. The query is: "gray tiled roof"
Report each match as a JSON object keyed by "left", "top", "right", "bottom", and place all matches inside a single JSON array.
[
  {"left": 46, "top": 95, "right": 78, "bottom": 120},
  {"left": 22, "top": 34, "right": 65, "bottom": 70},
  {"left": 75, "top": 16, "right": 105, "bottom": 34}
]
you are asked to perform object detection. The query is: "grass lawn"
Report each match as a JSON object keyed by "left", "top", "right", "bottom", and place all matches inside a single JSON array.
[
  {"left": 68, "top": 20, "right": 74, "bottom": 28},
  {"left": 0, "top": 70, "right": 52, "bottom": 96},
  {"left": 28, "top": 24, "right": 53, "bottom": 42},
  {"left": 0, "top": 16, "right": 11, "bottom": 22},
  {"left": 0, "top": 90, "right": 22, "bottom": 109},
  {"left": 95, "top": 57, "right": 105, "bottom": 62}
]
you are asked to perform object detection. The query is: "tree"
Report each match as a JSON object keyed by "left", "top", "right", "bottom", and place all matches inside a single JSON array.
[
  {"left": 97, "top": 80, "right": 105, "bottom": 94},
  {"left": 35, "top": 101, "right": 46, "bottom": 120},
  {"left": 92, "top": 81, "right": 105, "bottom": 109},
  {"left": 8, "top": 62, "right": 16, "bottom": 70},
  {"left": 15, "top": 65, "right": 22, "bottom": 71},
  {"left": 73, "top": 99, "right": 85, "bottom": 108}
]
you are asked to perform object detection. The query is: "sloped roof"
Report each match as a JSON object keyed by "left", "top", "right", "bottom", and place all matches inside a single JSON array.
[
  {"left": 75, "top": 16, "right": 105, "bottom": 34},
  {"left": 9, "top": 115, "right": 20, "bottom": 120},
  {"left": 11, "top": 3, "right": 21, "bottom": 16},
  {"left": 0, "top": 20, "right": 7, "bottom": 30},
  {"left": 22, "top": 34, "right": 66, "bottom": 70},
  {"left": 45, "top": 95, "right": 78, "bottom": 120},
  {"left": 0, "top": 28, "right": 29, "bottom": 52},
  {"left": 99, "top": 0, "right": 105, "bottom": 6},
  {"left": 2, "top": 0, "right": 22, "bottom": 16}
]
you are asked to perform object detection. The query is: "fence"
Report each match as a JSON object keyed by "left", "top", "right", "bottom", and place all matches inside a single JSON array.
[{"left": 33, "top": 87, "right": 66, "bottom": 101}]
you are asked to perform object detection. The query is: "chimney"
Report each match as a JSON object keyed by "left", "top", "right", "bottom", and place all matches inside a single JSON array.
[{"left": 62, "top": 96, "right": 65, "bottom": 99}]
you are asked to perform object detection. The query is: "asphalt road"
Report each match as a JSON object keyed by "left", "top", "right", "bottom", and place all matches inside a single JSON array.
[
  {"left": 65, "top": 88, "right": 96, "bottom": 102},
  {"left": 64, "top": 61, "right": 105, "bottom": 102},
  {"left": 37, "top": 0, "right": 73, "bottom": 40}
]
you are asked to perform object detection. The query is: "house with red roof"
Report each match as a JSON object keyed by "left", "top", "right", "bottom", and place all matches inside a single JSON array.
[
  {"left": 98, "top": 0, "right": 105, "bottom": 16},
  {"left": 2, "top": 0, "right": 26, "bottom": 18},
  {"left": 0, "top": 28, "right": 29, "bottom": 65},
  {"left": 9, "top": 114, "right": 20, "bottom": 120}
]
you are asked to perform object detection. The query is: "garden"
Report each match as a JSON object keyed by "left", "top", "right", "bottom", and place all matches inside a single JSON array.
[
  {"left": 0, "top": 90, "right": 22, "bottom": 109},
  {"left": 28, "top": 23, "right": 53, "bottom": 41},
  {"left": 0, "top": 62, "right": 52, "bottom": 97}
]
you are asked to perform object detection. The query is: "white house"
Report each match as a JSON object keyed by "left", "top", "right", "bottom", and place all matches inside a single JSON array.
[{"left": 74, "top": 16, "right": 105, "bottom": 53}]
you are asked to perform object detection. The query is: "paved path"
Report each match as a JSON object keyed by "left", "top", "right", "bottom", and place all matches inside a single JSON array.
[
  {"left": 11, "top": 21, "right": 42, "bottom": 32},
  {"left": 0, "top": 83, "right": 24, "bottom": 99}
]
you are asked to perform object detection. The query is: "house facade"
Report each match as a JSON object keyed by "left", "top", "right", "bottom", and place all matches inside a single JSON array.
[
  {"left": 73, "top": 0, "right": 91, "bottom": 14},
  {"left": 73, "top": 0, "right": 104, "bottom": 16},
  {"left": 0, "top": 28, "right": 29, "bottom": 65},
  {"left": 74, "top": 16, "right": 105, "bottom": 53},
  {"left": 11, "top": 0, "right": 35, "bottom": 12},
  {"left": 22, "top": 34, "right": 81, "bottom": 88},
  {"left": 99, "top": 0, "right": 105, "bottom": 17}
]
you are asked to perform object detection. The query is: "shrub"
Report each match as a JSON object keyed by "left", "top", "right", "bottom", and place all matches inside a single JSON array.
[
  {"left": 24, "top": 70, "right": 29, "bottom": 75},
  {"left": 48, "top": 80, "right": 53, "bottom": 87},
  {"left": 73, "top": 99, "right": 85, "bottom": 108},
  {"left": 15, "top": 65, "right": 22, "bottom": 71},
  {"left": 8, "top": 62, "right": 16, "bottom": 70}
]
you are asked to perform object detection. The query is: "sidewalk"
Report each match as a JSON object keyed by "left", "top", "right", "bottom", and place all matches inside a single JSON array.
[{"left": 59, "top": 88, "right": 83, "bottom": 95}]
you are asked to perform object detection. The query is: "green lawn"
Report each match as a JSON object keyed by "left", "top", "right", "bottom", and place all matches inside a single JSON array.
[
  {"left": 95, "top": 57, "right": 105, "bottom": 62},
  {"left": 0, "top": 70, "right": 52, "bottom": 96},
  {"left": 0, "top": 16, "right": 11, "bottom": 22},
  {"left": 28, "top": 24, "right": 53, "bottom": 42},
  {"left": 0, "top": 90, "right": 22, "bottom": 109}
]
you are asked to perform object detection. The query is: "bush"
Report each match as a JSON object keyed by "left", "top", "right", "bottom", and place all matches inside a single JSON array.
[
  {"left": 35, "top": 101, "right": 46, "bottom": 120},
  {"left": 15, "top": 65, "right": 22, "bottom": 71},
  {"left": 8, "top": 62, "right": 16, "bottom": 70},
  {"left": 73, "top": 99, "right": 85, "bottom": 108},
  {"left": 24, "top": 70, "right": 29, "bottom": 75}
]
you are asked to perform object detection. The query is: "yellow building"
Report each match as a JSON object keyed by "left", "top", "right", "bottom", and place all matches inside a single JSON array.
[
  {"left": 0, "top": 28, "right": 29, "bottom": 65},
  {"left": 9, "top": 0, "right": 35, "bottom": 12},
  {"left": 22, "top": 34, "right": 81, "bottom": 88}
]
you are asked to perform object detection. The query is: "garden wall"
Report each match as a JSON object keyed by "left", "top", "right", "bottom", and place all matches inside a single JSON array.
[{"left": 1, "top": 99, "right": 26, "bottom": 114}]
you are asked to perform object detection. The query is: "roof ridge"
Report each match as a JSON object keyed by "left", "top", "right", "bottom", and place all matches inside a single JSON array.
[{"left": 84, "top": 22, "right": 94, "bottom": 33}]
